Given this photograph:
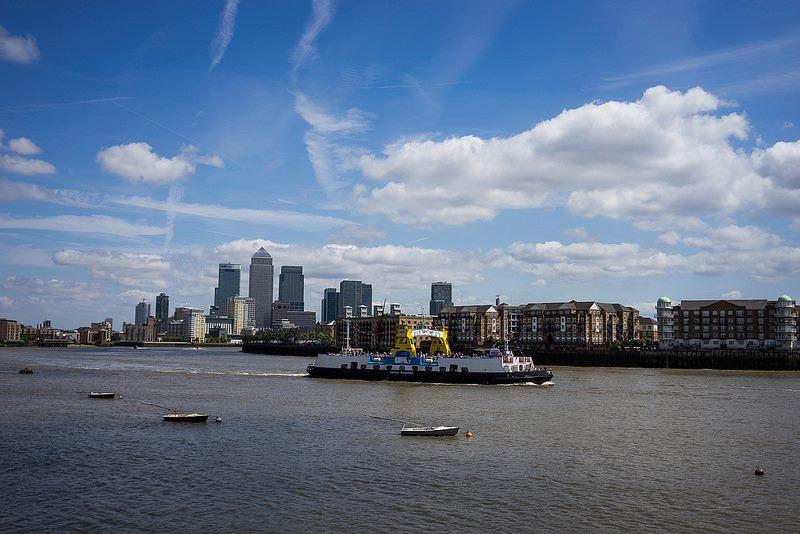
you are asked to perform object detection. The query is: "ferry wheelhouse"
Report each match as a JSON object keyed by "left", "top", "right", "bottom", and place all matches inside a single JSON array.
[{"left": 307, "top": 324, "right": 553, "bottom": 385}]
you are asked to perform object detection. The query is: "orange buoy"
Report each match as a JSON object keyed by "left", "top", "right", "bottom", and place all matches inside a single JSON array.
[
  {"left": 465, "top": 431, "right": 473, "bottom": 438},
  {"left": 755, "top": 467, "right": 764, "bottom": 476}
]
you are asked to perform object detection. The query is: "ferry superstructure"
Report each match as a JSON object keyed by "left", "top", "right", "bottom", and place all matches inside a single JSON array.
[{"left": 307, "top": 325, "right": 553, "bottom": 385}]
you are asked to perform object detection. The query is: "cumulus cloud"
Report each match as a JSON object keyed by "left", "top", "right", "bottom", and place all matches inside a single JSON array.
[
  {"left": 722, "top": 290, "right": 743, "bottom": 299},
  {"left": 53, "top": 249, "right": 171, "bottom": 287},
  {"left": 354, "top": 86, "right": 788, "bottom": 226},
  {"left": 7, "top": 137, "right": 42, "bottom": 155},
  {"left": 0, "top": 26, "right": 39, "bottom": 64},
  {"left": 96, "top": 143, "right": 222, "bottom": 185},
  {"left": 0, "top": 214, "right": 165, "bottom": 237},
  {"left": 209, "top": 0, "right": 239, "bottom": 71},
  {"left": 215, "top": 238, "right": 485, "bottom": 299},
  {"left": 754, "top": 140, "right": 800, "bottom": 189},
  {"left": 0, "top": 154, "right": 56, "bottom": 175},
  {"left": 500, "top": 240, "right": 687, "bottom": 278}
]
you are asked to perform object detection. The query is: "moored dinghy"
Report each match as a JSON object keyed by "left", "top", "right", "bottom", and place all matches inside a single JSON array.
[
  {"left": 400, "top": 424, "right": 459, "bottom": 436},
  {"left": 141, "top": 401, "right": 209, "bottom": 423},
  {"left": 88, "top": 392, "right": 116, "bottom": 399},
  {"left": 162, "top": 413, "right": 209, "bottom": 423}
]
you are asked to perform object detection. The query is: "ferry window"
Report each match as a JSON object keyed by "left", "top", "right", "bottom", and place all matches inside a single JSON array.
[
  {"left": 450, "top": 364, "right": 458, "bottom": 372},
  {"left": 386, "top": 365, "right": 392, "bottom": 370},
  {"left": 360, "top": 364, "right": 366, "bottom": 369},
  {"left": 412, "top": 365, "right": 418, "bottom": 371},
  {"left": 341, "top": 364, "right": 347, "bottom": 369},
  {"left": 439, "top": 366, "right": 446, "bottom": 372},
  {"left": 399, "top": 365, "right": 405, "bottom": 371},
  {"left": 461, "top": 367, "right": 469, "bottom": 373},
  {"left": 350, "top": 362, "right": 358, "bottom": 369},
  {"left": 373, "top": 365, "right": 380, "bottom": 371},
  {"left": 425, "top": 366, "right": 432, "bottom": 372}
]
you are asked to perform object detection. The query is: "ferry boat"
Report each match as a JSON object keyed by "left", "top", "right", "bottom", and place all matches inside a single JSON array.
[{"left": 307, "top": 324, "right": 553, "bottom": 385}]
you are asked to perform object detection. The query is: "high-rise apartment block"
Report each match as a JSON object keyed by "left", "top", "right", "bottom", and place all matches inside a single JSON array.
[
  {"left": 155, "top": 293, "right": 169, "bottom": 333},
  {"left": 657, "top": 295, "right": 797, "bottom": 350},
  {"left": 135, "top": 300, "right": 150, "bottom": 325},
  {"left": 321, "top": 288, "right": 339, "bottom": 323},
  {"left": 338, "top": 280, "right": 372, "bottom": 318},
  {"left": 248, "top": 248, "right": 273, "bottom": 328},
  {"left": 214, "top": 263, "right": 241, "bottom": 315},
  {"left": 278, "top": 266, "right": 304, "bottom": 311},
  {"left": 227, "top": 296, "right": 256, "bottom": 335},
  {"left": 429, "top": 282, "right": 454, "bottom": 316}
]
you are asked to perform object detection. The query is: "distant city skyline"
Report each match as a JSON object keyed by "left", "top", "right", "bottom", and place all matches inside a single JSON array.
[{"left": 1, "top": 2, "right": 799, "bottom": 328}]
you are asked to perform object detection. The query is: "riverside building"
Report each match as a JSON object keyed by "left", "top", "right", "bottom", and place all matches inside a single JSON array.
[
  {"left": 227, "top": 296, "right": 255, "bottom": 335},
  {"left": 321, "top": 288, "right": 339, "bottom": 323},
  {"left": 334, "top": 313, "right": 432, "bottom": 352},
  {"left": 656, "top": 295, "right": 797, "bottom": 350},
  {"left": 135, "top": 300, "right": 150, "bottom": 325},
  {"left": 517, "top": 301, "right": 639, "bottom": 348},
  {"left": 338, "top": 280, "right": 372, "bottom": 317}
]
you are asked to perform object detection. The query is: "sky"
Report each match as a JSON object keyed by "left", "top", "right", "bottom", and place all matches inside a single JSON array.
[{"left": 1, "top": 0, "right": 799, "bottom": 328}]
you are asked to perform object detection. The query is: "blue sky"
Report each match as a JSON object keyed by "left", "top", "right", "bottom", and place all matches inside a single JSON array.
[{"left": 1, "top": 0, "right": 799, "bottom": 327}]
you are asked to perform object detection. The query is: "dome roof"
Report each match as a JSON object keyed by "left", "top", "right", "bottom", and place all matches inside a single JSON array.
[
  {"left": 777, "top": 295, "right": 793, "bottom": 302},
  {"left": 657, "top": 296, "right": 671, "bottom": 304}
]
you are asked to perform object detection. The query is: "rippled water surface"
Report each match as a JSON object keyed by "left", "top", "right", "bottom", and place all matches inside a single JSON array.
[{"left": 2, "top": 346, "right": 799, "bottom": 533}]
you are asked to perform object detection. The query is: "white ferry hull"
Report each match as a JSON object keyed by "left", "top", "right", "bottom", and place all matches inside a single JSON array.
[{"left": 307, "top": 353, "right": 553, "bottom": 385}]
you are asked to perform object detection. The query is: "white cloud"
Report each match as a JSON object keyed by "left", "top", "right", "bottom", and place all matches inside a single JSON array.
[
  {"left": 355, "top": 86, "right": 780, "bottom": 226},
  {"left": 0, "top": 26, "right": 40, "bottom": 64},
  {"left": 0, "top": 178, "right": 89, "bottom": 206},
  {"left": 500, "top": 240, "right": 687, "bottom": 278},
  {"left": 3, "top": 276, "right": 98, "bottom": 299},
  {"left": 215, "top": 238, "right": 485, "bottom": 297},
  {"left": 0, "top": 154, "right": 56, "bottom": 175},
  {"left": 0, "top": 295, "right": 13, "bottom": 306},
  {"left": 53, "top": 249, "right": 171, "bottom": 287},
  {"left": 209, "top": 0, "right": 239, "bottom": 71},
  {"left": 754, "top": 140, "right": 800, "bottom": 189},
  {"left": 722, "top": 290, "right": 743, "bottom": 299},
  {"left": 565, "top": 227, "right": 592, "bottom": 241},
  {"left": 7, "top": 137, "right": 42, "bottom": 155},
  {"left": 0, "top": 214, "right": 165, "bottom": 237},
  {"left": 96, "top": 143, "right": 221, "bottom": 186},
  {"left": 291, "top": 0, "right": 334, "bottom": 71},
  {"left": 657, "top": 231, "right": 681, "bottom": 245},
  {"left": 294, "top": 93, "right": 369, "bottom": 133},
  {"left": 112, "top": 195, "right": 354, "bottom": 230}
]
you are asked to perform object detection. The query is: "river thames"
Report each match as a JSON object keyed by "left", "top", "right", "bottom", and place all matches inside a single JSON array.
[{"left": 2, "top": 346, "right": 799, "bottom": 532}]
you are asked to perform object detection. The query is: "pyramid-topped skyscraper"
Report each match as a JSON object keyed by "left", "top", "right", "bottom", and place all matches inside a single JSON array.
[{"left": 249, "top": 247, "right": 274, "bottom": 328}]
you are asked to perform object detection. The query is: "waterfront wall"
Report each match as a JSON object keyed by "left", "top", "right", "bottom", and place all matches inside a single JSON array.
[
  {"left": 242, "top": 342, "right": 337, "bottom": 357},
  {"left": 526, "top": 348, "right": 800, "bottom": 371}
]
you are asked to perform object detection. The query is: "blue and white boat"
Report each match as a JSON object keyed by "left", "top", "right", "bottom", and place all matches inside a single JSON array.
[{"left": 307, "top": 325, "right": 553, "bottom": 385}]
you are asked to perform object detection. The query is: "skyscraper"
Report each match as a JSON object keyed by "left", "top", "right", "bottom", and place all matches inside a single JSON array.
[
  {"left": 430, "top": 282, "right": 454, "bottom": 316},
  {"left": 278, "top": 266, "right": 304, "bottom": 311},
  {"left": 214, "top": 263, "right": 241, "bottom": 315},
  {"left": 321, "top": 288, "right": 339, "bottom": 322},
  {"left": 338, "top": 280, "right": 373, "bottom": 317},
  {"left": 249, "top": 247, "right": 274, "bottom": 328},
  {"left": 155, "top": 293, "right": 169, "bottom": 333},
  {"left": 135, "top": 300, "right": 150, "bottom": 325}
]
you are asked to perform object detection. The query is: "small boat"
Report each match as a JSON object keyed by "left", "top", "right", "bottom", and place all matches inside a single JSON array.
[
  {"left": 401, "top": 425, "right": 460, "bottom": 437},
  {"left": 88, "top": 392, "right": 116, "bottom": 399},
  {"left": 19, "top": 367, "right": 34, "bottom": 374},
  {"left": 162, "top": 413, "right": 209, "bottom": 423}
]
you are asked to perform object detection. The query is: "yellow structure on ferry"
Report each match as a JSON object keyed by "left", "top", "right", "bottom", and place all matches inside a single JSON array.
[{"left": 390, "top": 326, "right": 451, "bottom": 357}]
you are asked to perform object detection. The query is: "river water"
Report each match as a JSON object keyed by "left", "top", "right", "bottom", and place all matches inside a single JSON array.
[{"left": 1, "top": 347, "right": 798, "bottom": 533}]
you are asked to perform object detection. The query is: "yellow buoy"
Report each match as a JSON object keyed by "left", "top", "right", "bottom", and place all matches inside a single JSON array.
[{"left": 465, "top": 431, "right": 473, "bottom": 438}]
